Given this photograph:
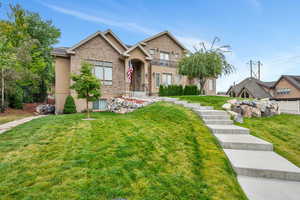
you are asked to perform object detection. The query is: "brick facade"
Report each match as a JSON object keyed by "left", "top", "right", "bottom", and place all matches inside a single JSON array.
[{"left": 54, "top": 30, "right": 217, "bottom": 113}]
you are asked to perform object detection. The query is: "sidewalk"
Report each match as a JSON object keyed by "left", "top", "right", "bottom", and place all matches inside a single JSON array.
[{"left": 0, "top": 115, "right": 46, "bottom": 134}]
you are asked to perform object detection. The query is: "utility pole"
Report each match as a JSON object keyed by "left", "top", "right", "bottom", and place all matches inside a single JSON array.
[
  {"left": 249, "top": 60, "right": 253, "bottom": 78},
  {"left": 257, "top": 61, "right": 262, "bottom": 80}
]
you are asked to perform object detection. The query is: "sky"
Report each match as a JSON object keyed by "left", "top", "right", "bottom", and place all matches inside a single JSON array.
[{"left": 1, "top": 0, "right": 300, "bottom": 92}]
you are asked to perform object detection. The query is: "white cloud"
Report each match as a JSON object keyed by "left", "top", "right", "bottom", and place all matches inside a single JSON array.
[{"left": 42, "top": 3, "right": 157, "bottom": 35}]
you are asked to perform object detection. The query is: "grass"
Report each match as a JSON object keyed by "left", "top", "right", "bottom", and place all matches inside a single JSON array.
[
  {"left": 175, "top": 95, "right": 234, "bottom": 110},
  {"left": 0, "top": 113, "right": 33, "bottom": 125},
  {"left": 0, "top": 102, "right": 247, "bottom": 200},
  {"left": 236, "top": 114, "right": 300, "bottom": 167}
]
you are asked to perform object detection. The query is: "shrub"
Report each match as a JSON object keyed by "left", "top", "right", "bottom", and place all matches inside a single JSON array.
[
  {"left": 8, "top": 86, "right": 24, "bottom": 109},
  {"left": 159, "top": 85, "right": 185, "bottom": 96},
  {"left": 183, "top": 85, "right": 199, "bottom": 95},
  {"left": 63, "top": 95, "right": 77, "bottom": 114}
]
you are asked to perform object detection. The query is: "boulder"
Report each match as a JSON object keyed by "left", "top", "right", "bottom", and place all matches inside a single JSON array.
[
  {"left": 235, "top": 113, "right": 244, "bottom": 123},
  {"left": 222, "top": 103, "right": 231, "bottom": 110},
  {"left": 36, "top": 104, "right": 55, "bottom": 115},
  {"left": 227, "top": 99, "right": 238, "bottom": 105}
]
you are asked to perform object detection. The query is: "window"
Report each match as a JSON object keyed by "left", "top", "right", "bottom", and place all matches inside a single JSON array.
[
  {"left": 160, "top": 52, "right": 170, "bottom": 60},
  {"left": 162, "top": 73, "right": 172, "bottom": 86},
  {"left": 208, "top": 79, "right": 213, "bottom": 90},
  {"left": 155, "top": 73, "right": 161, "bottom": 88},
  {"left": 174, "top": 53, "right": 179, "bottom": 58},
  {"left": 175, "top": 74, "right": 182, "bottom": 84},
  {"left": 277, "top": 88, "right": 291, "bottom": 95},
  {"left": 149, "top": 49, "right": 156, "bottom": 55},
  {"left": 92, "top": 61, "right": 112, "bottom": 85},
  {"left": 93, "top": 99, "right": 108, "bottom": 111}
]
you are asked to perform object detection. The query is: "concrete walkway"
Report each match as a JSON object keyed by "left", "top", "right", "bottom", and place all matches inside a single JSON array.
[
  {"left": 0, "top": 115, "right": 45, "bottom": 134},
  {"left": 160, "top": 97, "right": 300, "bottom": 200}
]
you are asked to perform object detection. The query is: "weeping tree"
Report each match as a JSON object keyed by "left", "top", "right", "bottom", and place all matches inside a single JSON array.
[
  {"left": 70, "top": 62, "right": 101, "bottom": 119},
  {"left": 178, "top": 37, "right": 234, "bottom": 94}
]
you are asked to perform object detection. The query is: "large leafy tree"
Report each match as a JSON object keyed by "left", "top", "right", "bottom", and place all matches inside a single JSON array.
[
  {"left": 70, "top": 62, "right": 101, "bottom": 119},
  {"left": 0, "top": 3, "right": 60, "bottom": 112},
  {"left": 178, "top": 37, "right": 234, "bottom": 94}
]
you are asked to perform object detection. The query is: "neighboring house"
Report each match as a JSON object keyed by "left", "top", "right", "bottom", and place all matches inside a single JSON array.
[
  {"left": 227, "top": 75, "right": 300, "bottom": 100},
  {"left": 52, "top": 29, "right": 217, "bottom": 113}
]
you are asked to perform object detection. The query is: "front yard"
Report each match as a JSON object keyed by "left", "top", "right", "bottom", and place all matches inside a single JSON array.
[{"left": 0, "top": 102, "right": 246, "bottom": 200}]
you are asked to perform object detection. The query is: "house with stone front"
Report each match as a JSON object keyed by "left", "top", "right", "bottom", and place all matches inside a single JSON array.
[
  {"left": 52, "top": 29, "right": 217, "bottom": 113},
  {"left": 227, "top": 75, "right": 300, "bottom": 100}
]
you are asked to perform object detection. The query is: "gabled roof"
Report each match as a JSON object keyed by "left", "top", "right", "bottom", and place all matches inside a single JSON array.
[
  {"left": 123, "top": 44, "right": 152, "bottom": 60},
  {"left": 103, "top": 29, "right": 129, "bottom": 50},
  {"left": 274, "top": 75, "right": 300, "bottom": 90},
  {"left": 140, "top": 31, "right": 188, "bottom": 51},
  {"left": 227, "top": 77, "right": 272, "bottom": 99},
  {"left": 51, "top": 47, "right": 69, "bottom": 57},
  {"left": 66, "top": 31, "right": 122, "bottom": 54}
]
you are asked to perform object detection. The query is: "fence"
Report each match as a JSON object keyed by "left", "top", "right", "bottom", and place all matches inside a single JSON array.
[{"left": 278, "top": 100, "right": 300, "bottom": 114}]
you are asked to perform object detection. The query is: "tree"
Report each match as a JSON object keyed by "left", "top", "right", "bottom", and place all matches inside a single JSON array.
[
  {"left": 63, "top": 95, "right": 77, "bottom": 114},
  {"left": 178, "top": 37, "right": 234, "bottom": 94},
  {"left": 70, "top": 62, "right": 101, "bottom": 119},
  {"left": 0, "top": 3, "right": 60, "bottom": 112}
]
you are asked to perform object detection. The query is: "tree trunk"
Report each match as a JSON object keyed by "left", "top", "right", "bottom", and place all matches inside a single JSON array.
[
  {"left": 1, "top": 68, "right": 4, "bottom": 112},
  {"left": 199, "top": 78, "right": 206, "bottom": 95},
  {"left": 86, "top": 98, "right": 89, "bottom": 119}
]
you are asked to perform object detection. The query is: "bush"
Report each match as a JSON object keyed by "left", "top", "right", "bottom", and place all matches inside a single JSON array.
[
  {"left": 8, "top": 86, "right": 24, "bottom": 109},
  {"left": 184, "top": 85, "right": 199, "bottom": 95},
  {"left": 158, "top": 85, "right": 184, "bottom": 96},
  {"left": 63, "top": 95, "right": 77, "bottom": 114}
]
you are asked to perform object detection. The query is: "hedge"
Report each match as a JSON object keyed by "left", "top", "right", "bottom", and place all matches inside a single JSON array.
[{"left": 159, "top": 85, "right": 199, "bottom": 96}]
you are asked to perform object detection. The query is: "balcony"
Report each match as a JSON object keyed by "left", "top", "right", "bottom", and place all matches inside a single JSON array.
[{"left": 151, "top": 59, "right": 178, "bottom": 68}]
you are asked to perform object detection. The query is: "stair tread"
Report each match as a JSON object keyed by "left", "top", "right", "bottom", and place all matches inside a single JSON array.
[
  {"left": 238, "top": 175, "right": 300, "bottom": 200},
  {"left": 224, "top": 149, "right": 300, "bottom": 173},
  {"left": 215, "top": 134, "right": 271, "bottom": 145}
]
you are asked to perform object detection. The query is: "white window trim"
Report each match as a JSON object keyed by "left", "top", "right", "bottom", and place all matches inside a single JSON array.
[
  {"left": 92, "top": 60, "right": 113, "bottom": 86},
  {"left": 155, "top": 73, "right": 161, "bottom": 88}
]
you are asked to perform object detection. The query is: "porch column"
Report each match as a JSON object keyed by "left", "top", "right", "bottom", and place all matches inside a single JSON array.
[
  {"left": 124, "top": 58, "right": 131, "bottom": 96},
  {"left": 144, "top": 62, "right": 149, "bottom": 93}
]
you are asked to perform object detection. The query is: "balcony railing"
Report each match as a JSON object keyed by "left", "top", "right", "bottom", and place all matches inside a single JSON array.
[{"left": 151, "top": 59, "right": 178, "bottom": 68}]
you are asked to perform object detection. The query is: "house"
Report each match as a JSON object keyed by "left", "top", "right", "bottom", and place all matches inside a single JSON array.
[
  {"left": 227, "top": 75, "right": 300, "bottom": 100},
  {"left": 52, "top": 30, "right": 217, "bottom": 113},
  {"left": 271, "top": 75, "right": 300, "bottom": 100}
]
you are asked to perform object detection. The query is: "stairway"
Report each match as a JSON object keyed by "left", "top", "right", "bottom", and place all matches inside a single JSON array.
[{"left": 160, "top": 97, "right": 300, "bottom": 200}]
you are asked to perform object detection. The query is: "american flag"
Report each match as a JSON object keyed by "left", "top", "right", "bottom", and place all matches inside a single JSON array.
[{"left": 127, "top": 60, "right": 133, "bottom": 82}]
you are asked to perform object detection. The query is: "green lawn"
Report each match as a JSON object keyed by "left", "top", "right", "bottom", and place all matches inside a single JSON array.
[
  {"left": 175, "top": 95, "right": 234, "bottom": 110},
  {"left": 0, "top": 113, "right": 33, "bottom": 125},
  {"left": 0, "top": 102, "right": 247, "bottom": 200},
  {"left": 236, "top": 114, "right": 300, "bottom": 167}
]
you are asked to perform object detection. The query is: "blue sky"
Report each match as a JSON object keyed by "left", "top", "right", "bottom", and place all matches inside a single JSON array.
[{"left": 2, "top": 0, "right": 300, "bottom": 92}]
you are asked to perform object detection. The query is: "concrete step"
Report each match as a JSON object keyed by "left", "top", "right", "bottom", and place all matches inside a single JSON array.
[
  {"left": 173, "top": 101, "right": 188, "bottom": 105},
  {"left": 207, "top": 124, "right": 250, "bottom": 134},
  {"left": 238, "top": 175, "right": 300, "bottom": 200},
  {"left": 215, "top": 134, "right": 273, "bottom": 151},
  {"left": 224, "top": 149, "right": 300, "bottom": 181},
  {"left": 194, "top": 106, "right": 213, "bottom": 110},
  {"left": 201, "top": 115, "right": 230, "bottom": 120},
  {"left": 182, "top": 103, "right": 202, "bottom": 109},
  {"left": 203, "top": 119, "right": 233, "bottom": 125},
  {"left": 196, "top": 110, "right": 227, "bottom": 116},
  {"left": 159, "top": 97, "right": 178, "bottom": 102}
]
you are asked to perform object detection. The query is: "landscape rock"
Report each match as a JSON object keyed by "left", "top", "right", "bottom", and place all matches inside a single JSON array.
[
  {"left": 222, "top": 103, "right": 232, "bottom": 110},
  {"left": 36, "top": 104, "right": 55, "bottom": 115},
  {"left": 224, "top": 99, "right": 279, "bottom": 118},
  {"left": 235, "top": 113, "right": 244, "bottom": 123},
  {"left": 107, "top": 97, "right": 154, "bottom": 114}
]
